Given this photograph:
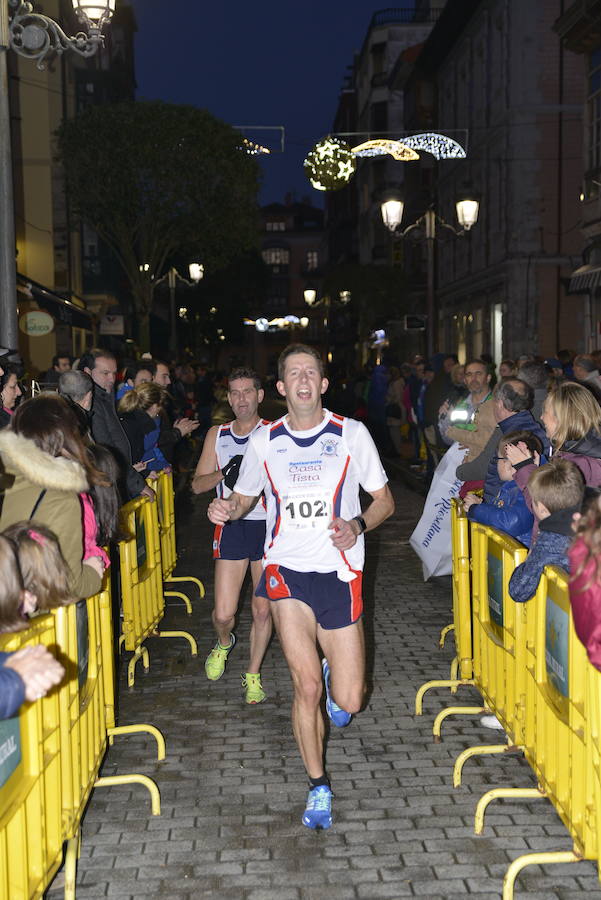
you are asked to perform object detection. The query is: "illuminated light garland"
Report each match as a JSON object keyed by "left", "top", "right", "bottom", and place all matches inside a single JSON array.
[
  {"left": 351, "top": 139, "right": 419, "bottom": 162},
  {"left": 402, "top": 132, "right": 466, "bottom": 160},
  {"left": 240, "top": 137, "right": 271, "bottom": 155},
  {"left": 303, "top": 135, "right": 356, "bottom": 192}
]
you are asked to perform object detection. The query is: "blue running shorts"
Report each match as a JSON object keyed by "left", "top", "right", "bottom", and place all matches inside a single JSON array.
[
  {"left": 256, "top": 563, "right": 363, "bottom": 630},
  {"left": 213, "top": 519, "right": 266, "bottom": 562}
]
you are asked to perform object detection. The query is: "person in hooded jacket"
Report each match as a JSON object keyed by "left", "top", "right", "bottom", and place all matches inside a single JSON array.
[
  {"left": 506, "top": 382, "right": 601, "bottom": 540},
  {"left": 0, "top": 394, "right": 106, "bottom": 598}
]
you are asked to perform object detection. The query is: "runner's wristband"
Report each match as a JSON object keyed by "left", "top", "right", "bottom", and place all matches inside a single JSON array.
[{"left": 352, "top": 515, "right": 367, "bottom": 534}]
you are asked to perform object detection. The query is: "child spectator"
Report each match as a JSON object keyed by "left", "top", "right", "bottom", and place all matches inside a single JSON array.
[
  {"left": 509, "top": 459, "right": 584, "bottom": 603},
  {"left": 0, "top": 525, "right": 69, "bottom": 718},
  {"left": 463, "top": 430, "right": 542, "bottom": 547}
]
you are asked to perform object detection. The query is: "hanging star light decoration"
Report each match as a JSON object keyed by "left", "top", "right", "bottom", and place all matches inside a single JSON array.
[
  {"left": 304, "top": 135, "right": 356, "bottom": 192},
  {"left": 351, "top": 139, "right": 419, "bottom": 162},
  {"left": 402, "top": 132, "right": 466, "bottom": 160}
]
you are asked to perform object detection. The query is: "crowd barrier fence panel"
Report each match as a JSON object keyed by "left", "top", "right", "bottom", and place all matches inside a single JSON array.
[
  {"left": 0, "top": 614, "right": 63, "bottom": 900},
  {"left": 153, "top": 471, "right": 205, "bottom": 609},
  {"left": 415, "top": 499, "right": 475, "bottom": 716},
  {"left": 119, "top": 496, "right": 197, "bottom": 688},
  {"left": 484, "top": 566, "right": 593, "bottom": 899},
  {"left": 437, "top": 524, "right": 529, "bottom": 787},
  {"left": 96, "top": 581, "right": 165, "bottom": 762}
]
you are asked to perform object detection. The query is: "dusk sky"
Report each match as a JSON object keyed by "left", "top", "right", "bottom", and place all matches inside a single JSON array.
[{"left": 127, "top": 1, "right": 392, "bottom": 206}]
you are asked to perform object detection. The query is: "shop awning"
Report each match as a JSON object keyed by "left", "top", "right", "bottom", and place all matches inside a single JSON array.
[
  {"left": 17, "top": 274, "right": 92, "bottom": 330},
  {"left": 568, "top": 263, "right": 601, "bottom": 293}
]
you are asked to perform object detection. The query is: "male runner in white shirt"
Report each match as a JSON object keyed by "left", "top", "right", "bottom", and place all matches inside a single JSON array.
[
  {"left": 208, "top": 345, "right": 394, "bottom": 829},
  {"left": 192, "top": 368, "right": 271, "bottom": 704}
]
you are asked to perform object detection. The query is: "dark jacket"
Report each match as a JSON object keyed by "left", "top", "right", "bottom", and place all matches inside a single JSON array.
[
  {"left": 89, "top": 383, "right": 145, "bottom": 500},
  {"left": 0, "top": 408, "right": 11, "bottom": 430},
  {"left": 457, "top": 410, "right": 550, "bottom": 503},
  {"left": 0, "top": 651, "right": 25, "bottom": 719},
  {"left": 569, "top": 537, "right": 601, "bottom": 671},
  {"left": 468, "top": 480, "right": 534, "bottom": 547},
  {"left": 508, "top": 507, "right": 575, "bottom": 603}
]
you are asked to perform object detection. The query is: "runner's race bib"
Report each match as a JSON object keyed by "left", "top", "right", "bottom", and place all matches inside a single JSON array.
[{"left": 281, "top": 488, "right": 331, "bottom": 531}]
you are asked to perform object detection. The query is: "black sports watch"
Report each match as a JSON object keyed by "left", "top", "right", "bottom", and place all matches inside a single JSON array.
[{"left": 352, "top": 515, "right": 367, "bottom": 534}]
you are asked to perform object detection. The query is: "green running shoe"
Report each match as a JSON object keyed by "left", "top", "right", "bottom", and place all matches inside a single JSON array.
[
  {"left": 205, "top": 633, "right": 236, "bottom": 681},
  {"left": 242, "top": 672, "right": 266, "bottom": 704}
]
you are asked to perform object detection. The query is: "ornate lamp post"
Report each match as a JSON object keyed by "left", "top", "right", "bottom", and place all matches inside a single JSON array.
[
  {"left": 303, "top": 289, "right": 351, "bottom": 363},
  {"left": 381, "top": 188, "right": 480, "bottom": 357},
  {"left": 153, "top": 263, "right": 204, "bottom": 356},
  {"left": 0, "top": 0, "right": 115, "bottom": 348}
]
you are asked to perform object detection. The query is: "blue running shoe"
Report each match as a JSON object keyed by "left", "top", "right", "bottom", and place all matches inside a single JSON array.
[
  {"left": 322, "top": 658, "right": 352, "bottom": 727},
  {"left": 302, "top": 785, "right": 332, "bottom": 830}
]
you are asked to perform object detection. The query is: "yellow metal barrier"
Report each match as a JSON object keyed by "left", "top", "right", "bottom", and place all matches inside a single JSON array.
[
  {"left": 415, "top": 499, "right": 475, "bottom": 715},
  {"left": 0, "top": 614, "right": 63, "bottom": 900},
  {"left": 119, "top": 495, "right": 197, "bottom": 687},
  {"left": 154, "top": 470, "right": 205, "bottom": 611},
  {"left": 0, "top": 587, "right": 162, "bottom": 900},
  {"left": 97, "top": 581, "right": 165, "bottom": 762}
]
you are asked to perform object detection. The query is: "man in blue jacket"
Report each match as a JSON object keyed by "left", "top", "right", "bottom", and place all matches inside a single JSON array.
[
  {"left": 0, "top": 646, "right": 64, "bottom": 719},
  {"left": 456, "top": 379, "right": 549, "bottom": 502}
]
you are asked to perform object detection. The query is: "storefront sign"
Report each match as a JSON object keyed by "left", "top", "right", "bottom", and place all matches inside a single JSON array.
[{"left": 19, "top": 310, "right": 54, "bottom": 337}]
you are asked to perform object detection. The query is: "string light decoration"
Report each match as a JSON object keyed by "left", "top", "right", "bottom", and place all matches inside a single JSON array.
[
  {"left": 304, "top": 136, "right": 356, "bottom": 192},
  {"left": 240, "top": 137, "right": 271, "bottom": 155},
  {"left": 402, "top": 133, "right": 466, "bottom": 160},
  {"left": 351, "top": 139, "right": 419, "bottom": 162}
]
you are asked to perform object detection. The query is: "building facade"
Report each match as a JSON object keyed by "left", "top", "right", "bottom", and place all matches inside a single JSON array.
[
  {"left": 555, "top": 0, "right": 601, "bottom": 351},
  {"left": 9, "top": 0, "right": 136, "bottom": 373},
  {"left": 408, "top": 0, "right": 585, "bottom": 361}
]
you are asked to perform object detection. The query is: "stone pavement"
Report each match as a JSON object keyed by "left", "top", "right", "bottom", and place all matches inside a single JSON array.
[{"left": 50, "top": 476, "right": 601, "bottom": 900}]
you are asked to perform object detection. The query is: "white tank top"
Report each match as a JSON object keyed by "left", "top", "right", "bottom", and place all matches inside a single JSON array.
[
  {"left": 214, "top": 419, "right": 269, "bottom": 522},
  {"left": 234, "top": 410, "right": 388, "bottom": 578}
]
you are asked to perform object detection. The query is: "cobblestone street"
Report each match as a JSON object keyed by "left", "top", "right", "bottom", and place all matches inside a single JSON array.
[{"left": 54, "top": 474, "right": 601, "bottom": 900}]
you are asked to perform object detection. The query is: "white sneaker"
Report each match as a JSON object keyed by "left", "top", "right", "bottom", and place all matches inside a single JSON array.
[{"left": 480, "top": 714, "right": 505, "bottom": 730}]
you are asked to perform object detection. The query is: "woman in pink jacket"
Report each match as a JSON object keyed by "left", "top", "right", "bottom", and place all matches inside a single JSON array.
[{"left": 569, "top": 495, "right": 601, "bottom": 670}]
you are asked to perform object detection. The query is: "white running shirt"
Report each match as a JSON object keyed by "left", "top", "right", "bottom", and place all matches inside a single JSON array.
[
  {"left": 233, "top": 409, "right": 387, "bottom": 579},
  {"left": 215, "top": 419, "right": 269, "bottom": 522}
]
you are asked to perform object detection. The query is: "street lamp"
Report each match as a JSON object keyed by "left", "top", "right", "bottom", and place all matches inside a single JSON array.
[
  {"left": 0, "top": 0, "right": 115, "bottom": 349},
  {"left": 154, "top": 263, "right": 203, "bottom": 355},
  {"left": 381, "top": 188, "right": 480, "bottom": 356},
  {"left": 302, "top": 289, "right": 351, "bottom": 362}
]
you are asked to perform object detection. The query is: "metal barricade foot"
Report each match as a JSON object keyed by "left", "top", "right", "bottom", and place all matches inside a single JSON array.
[
  {"left": 475, "top": 787, "right": 545, "bottom": 834},
  {"left": 453, "top": 743, "right": 524, "bottom": 788},
  {"left": 439, "top": 623, "right": 454, "bottom": 648},
  {"left": 164, "top": 590, "right": 193, "bottom": 614},
  {"left": 433, "top": 705, "right": 485, "bottom": 742},
  {"left": 108, "top": 724, "right": 166, "bottom": 761},
  {"left": 502, "top": 851, "right": 580, "bottom": 900},
  {"left": 95, "top": 774, "right": 161, "bottom": 815},
  {"left": 415, "top": 680, "right": 476, "bottom": 716},
  {"left": 166, "top": 574, "right": 206, "bottom": 598},
  {"left": 449, "top": 656, "right": 459, "bottom": 687},
  {"left": 159, "top": 629, "right": 198, "bottom": 656},
  {"left": 127, "top": 645, "right": 149, "bottom": 688}
]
